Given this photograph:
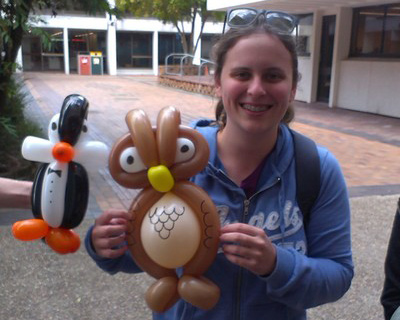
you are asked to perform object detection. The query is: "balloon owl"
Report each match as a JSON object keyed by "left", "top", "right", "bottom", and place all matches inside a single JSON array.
[
  {"left": 109, "top": 106, "right": 221, "bottom": 313},
  {"left": 12, "top": 94, "right": 109, "bottom": 254}
]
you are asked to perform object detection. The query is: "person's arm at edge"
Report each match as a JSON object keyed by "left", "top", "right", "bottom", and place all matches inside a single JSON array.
[
  {"left": 381, "top": 198, "right": 400, "bottom": 320},
  {"left": 0, "top": 177, "right": 32, "bottom": 209}
]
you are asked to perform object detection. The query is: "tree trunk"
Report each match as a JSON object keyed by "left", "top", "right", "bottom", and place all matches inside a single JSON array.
[
  {"left": 0, "top": 0, "right": 33, "bottom": 113},
  {"left": 0, "top": 27, "right": 25, "bottom": 114}
]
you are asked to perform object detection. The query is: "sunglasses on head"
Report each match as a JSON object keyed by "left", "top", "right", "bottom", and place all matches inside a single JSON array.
[{"left": 223, "top": 8, "right": 298, "bottom": 34}]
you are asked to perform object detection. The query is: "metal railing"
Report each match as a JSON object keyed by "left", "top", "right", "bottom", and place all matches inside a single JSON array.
[{"left": 164, "top": 53, "right": 214, "bottom": 76}]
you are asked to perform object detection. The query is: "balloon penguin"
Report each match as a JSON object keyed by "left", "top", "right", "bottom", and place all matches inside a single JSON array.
[
  {"left": 12, "top": 94, "right": 109, "bottom": 254},
  {"left": 109, "top": 106, "right": 221, "bottom": 313}
]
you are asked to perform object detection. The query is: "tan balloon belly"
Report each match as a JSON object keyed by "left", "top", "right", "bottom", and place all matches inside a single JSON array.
[{"left": 140, "top": 193, "right": 201, "bottom": 269}]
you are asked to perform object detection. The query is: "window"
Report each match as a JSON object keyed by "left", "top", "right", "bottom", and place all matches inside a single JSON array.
[
  {"left": 201, "top": 34, "right": 220, "bottom": 60},
  {"left": 21, "top": 28, "right": 64, "bottom": 71},
  {"left": 68, "top": 29, "right": 106, "bottom": 72},
  {"left": 296, "top": 14, "right": 313, "bottom": 57},
  {"left": 351, "top": 3, "right": 400, "bottom": 57},
  {"left": 158, "top": 33, "right": 187, "bottom": 64},
  {"left": 116, "top": 32, "right": 152, "bottom": 69}
]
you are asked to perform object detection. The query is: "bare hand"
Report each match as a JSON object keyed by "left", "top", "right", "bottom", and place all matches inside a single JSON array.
[
  {"left": 220, "top": 223, "right": 277, "bottom": 276},
  {"left": 91, "top": 209, "right": 131, "bottom": 258}
]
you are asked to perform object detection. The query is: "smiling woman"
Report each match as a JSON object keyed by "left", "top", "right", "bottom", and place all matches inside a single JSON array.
[
  {"left": 215, "top": 32, "right": 296, "bottom": 179},
  {"left": 85, "top": 9, "right": 353, "bottom": 320}
]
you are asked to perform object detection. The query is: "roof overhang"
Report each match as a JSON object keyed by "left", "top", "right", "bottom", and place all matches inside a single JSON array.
[{"left": 207, "top": 0, "right": 400, "bottom": 14}]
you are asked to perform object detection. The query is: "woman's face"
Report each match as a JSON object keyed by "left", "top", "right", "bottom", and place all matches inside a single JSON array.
[{"left": 215, "top": 32, "right": 296, "bottom": 137}]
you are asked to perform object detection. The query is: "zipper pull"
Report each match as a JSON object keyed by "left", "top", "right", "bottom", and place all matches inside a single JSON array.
[{"left": 243, "top": 199, "right": 250, "bottom": 216}]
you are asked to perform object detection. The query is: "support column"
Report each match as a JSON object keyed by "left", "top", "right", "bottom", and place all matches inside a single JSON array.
[
  {"left": 152, "top": 31, "right": 159, "bottom": 76},
  {"left": 310, "top": 10, "right": 322, "bottom": 103},
  {"left": 107, "top": 15, "right": 117, "bottom": 75},
  {"left": 63, "top": 27, "right": 70, "bottom": 75},
  {"left": 106, "top": 0, "right": 117, "bottom": 75},
  {"left": 330, "top": 7, "right": 352, "bottom": 107},
  {"left": 16, "top": 47, "right": 23, "bottom": 73},
  {"left": 193, "top": 9, "right": 202, "bottom": 65}
]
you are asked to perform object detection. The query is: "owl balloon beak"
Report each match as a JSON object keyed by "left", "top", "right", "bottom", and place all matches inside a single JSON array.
[{"left": 147, "top": 165, "right": 175, "bottom": 193}]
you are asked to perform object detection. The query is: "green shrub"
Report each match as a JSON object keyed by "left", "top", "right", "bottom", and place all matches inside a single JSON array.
[{"left": 0, "top": 77, "right": 43, "bottom": 179}]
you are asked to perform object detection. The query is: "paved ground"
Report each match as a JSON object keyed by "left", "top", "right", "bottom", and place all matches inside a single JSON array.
[{"left": 1, "top": 72, "right": 400, "bottom": 319}]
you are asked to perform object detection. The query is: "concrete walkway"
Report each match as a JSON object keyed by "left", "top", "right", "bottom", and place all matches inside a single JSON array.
[{"left": 1, "top": 72, "right": 399, "bottom": 319}]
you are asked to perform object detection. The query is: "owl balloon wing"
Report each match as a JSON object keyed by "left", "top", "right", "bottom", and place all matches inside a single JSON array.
[
  {"left": 109, "top": 106, "right": 221, "bottom": 313},
  {"left": 12, "top": 94, "right": 109, "bottom": 255}
]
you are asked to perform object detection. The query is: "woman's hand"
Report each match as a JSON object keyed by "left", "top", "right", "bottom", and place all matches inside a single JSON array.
[
  {"left": 91, "top": 209, "right": 131, "bottom": 258},
  {"left": 220, "top": 223, "right": 277, "bottom": 276}
]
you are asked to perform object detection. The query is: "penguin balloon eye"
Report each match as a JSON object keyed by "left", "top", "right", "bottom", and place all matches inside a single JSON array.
[
  {"left": 48, "top": 113, "right": 60, "bottom": 143},
  {"left": 119, "top": 147, "right": 147, "bottom": 173},
  {"left": 175, "top": 138, "right": 195, "bottom": 163},
  {"left": 76, "top": 119, "right": 89, "bottom": 143}
]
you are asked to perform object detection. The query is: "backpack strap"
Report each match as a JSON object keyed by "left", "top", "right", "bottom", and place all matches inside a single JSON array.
[{"left": 291, "top": 130, "right": 321, "bottom": 226}]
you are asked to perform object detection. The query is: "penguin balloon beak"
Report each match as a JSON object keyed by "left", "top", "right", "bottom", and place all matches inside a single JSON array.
[{"left": 52, "top": 142, "right": 75, "bottom": 162}]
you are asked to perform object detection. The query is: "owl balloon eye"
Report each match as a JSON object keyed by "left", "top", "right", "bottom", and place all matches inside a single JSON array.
[
  {"left": 119, "top": 147, "right": 147, "bottom": 173},
  {"left": 175, "top": 138, "right": 195, "bottom": 163}
]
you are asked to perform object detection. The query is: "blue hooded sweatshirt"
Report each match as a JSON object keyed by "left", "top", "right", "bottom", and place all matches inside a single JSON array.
[{"left": 85, "top": 121, "right": 353, "bottom": 320}]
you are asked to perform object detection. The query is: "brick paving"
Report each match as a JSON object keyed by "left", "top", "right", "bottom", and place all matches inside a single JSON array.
[
  {"left": 20, "top": 72, "right": 400, "bottom": 213},
  {"left": 1, "top": 71, "right": 400, "bottom": 320}
]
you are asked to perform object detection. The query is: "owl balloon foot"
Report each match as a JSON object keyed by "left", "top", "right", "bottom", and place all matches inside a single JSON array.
[
  {"left": 145, "top": 275, "right": 220, "bottom": 312},
  {"left": 12, "top": 219, "right": 80, "bottom": 254},
  {"left": 145, "top": 277, "right": 180, "bottom": 313},
  {"left": 178, "top": 275, "right": 220, "bottom": 310}
]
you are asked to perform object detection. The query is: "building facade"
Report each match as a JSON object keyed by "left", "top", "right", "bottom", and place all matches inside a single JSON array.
[
  {"left": 18, "top": 1, "right": 400, "bottom": 118},
  {"left": 208, "top": 0, "right": 400, "bottom": 118},
  {"left": 18, "top": 9, "right": 223, "bottom": 76}
]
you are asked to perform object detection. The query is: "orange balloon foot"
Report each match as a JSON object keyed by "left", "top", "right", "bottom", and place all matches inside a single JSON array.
[
  {"left": 12, "top": 219, "right": 49, "bottom": 241},
  {"left": 178, "top": 275, "right": 220, "bottom": 310},
  {"left": 45, "top": 228, "right": 81, "bottom": 254},
  {"left": 145, "top": 277, "right": 180, "bottom": 313}
]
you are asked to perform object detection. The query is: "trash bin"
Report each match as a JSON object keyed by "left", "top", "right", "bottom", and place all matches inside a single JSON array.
[
  {"left": 90, "top": 51, "right": 103, "bottom": 75},
  {"left": 77, "top": 52, "right": 91, "bottom": 75}
]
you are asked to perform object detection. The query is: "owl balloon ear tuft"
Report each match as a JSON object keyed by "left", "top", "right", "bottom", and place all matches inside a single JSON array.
[
  {"left": 109, "top": 106, "right": 221, "bottom": 312},
  {"left": 12, "top": 94, "right": 109, "bottom": 255}
]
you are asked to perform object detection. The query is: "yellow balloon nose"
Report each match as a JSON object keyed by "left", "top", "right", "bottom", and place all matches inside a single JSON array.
[{"left": 148, "top": 165, "right": 174, "bottom": 193}]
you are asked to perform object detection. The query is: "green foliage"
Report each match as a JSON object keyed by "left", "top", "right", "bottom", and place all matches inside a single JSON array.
[
  {"left": 117, "top": 0, "right": 223, "bottom": 24},
  {"left": 0, "top": 116, "right": 18, "bottom": 138},
  {"left": 30, "top": 26, "right": 53, "bottom": 51},
  {"left": 116, "top": 0, "right": 224, "bottom": 55},
  {"left": 0, "top": 78, "right": 44, "bottom": 179}
]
